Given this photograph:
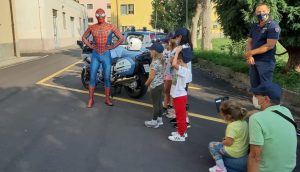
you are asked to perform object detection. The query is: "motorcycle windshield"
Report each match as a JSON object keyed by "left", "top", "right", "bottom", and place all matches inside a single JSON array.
[{"left": 110, "top": 46, "right": 147, "bottom": 59}]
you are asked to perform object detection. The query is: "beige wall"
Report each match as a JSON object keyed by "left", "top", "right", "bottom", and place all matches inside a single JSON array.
[
  {"left": 79, "top": 0, "right": 111, "bottom": 25},
  {"left": 0, "top": 0, "right": 19, "bottom": 58},
  {"left": 15, "top": 0, "right": 88, "bottom": 53}
]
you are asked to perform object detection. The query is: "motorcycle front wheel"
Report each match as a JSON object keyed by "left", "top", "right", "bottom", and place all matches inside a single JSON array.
[
  {"left": 81, "top": 68, "right": 90, "bottom": 89},
  {"left": 125, "top": 74, "right": 148, "bottom": 98}
]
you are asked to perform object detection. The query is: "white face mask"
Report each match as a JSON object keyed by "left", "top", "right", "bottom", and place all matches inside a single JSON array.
[{"left": 252, "top": 96, "right": 261, "bottom": 110}]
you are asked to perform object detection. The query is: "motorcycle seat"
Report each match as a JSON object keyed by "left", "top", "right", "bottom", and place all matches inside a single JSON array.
[{"left": 112, "top": 56, "right": 121, "bottom": 65}]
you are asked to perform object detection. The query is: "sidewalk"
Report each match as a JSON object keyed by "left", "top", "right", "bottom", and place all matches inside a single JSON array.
[
  {"left": 0, "top": 55, "right": 48, "bottom": 69},
  {"left": 0, "top": 45, "right": 79, "bottom": 70}
]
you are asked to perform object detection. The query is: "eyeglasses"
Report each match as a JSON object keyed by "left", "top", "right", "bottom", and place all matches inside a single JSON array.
[{"left": 96, "top": 13, "right": 106, "bottom": 17}]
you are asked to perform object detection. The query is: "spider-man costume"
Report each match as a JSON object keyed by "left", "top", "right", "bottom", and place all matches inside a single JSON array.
[{"left": 82, "top": 8, "right": 124, "bottom": 107}]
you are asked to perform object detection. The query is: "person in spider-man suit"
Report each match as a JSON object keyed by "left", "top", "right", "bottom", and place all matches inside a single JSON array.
[{"left": 82, "top": 8, "right": 124, "bottom": 108}]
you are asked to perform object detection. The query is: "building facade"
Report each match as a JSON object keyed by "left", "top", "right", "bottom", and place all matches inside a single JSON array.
[
  {"left": 0, "top": 0, "right": 19, "bottom": 58},
  {"left": 79, "top": 0, "right": 111, "bottom": 25},
  {"left": 210, "top": 4, "right": 224, "bottom": 38},
  {"left": 14, "top": 0, "right": 88, "bottom": 53},
  {"left": 111, "top": 0, "right": 153, "bottom": 32}
]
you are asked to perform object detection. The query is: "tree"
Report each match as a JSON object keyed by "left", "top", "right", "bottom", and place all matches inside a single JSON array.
[
  {"left": 201, "top": 0, "right": 212, "bottom": 50},
  {"left": 191, "top": 3, "right": 202, "bottom": 48},
  {"left": 213, "top": 0, "right": 300, "bottom": 72},
  {"left": 150, "top": 0, "right": 199, "bottom": 33}
]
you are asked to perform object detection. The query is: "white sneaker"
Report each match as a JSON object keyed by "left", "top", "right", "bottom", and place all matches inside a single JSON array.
[
  {"left": 168, "top": 135, "right": 185, "bottom": 142},
  {"left": 171, "top": 131, "right": 188, "bottom": 138},
  {"left": 209, "top": 165, "right": 227, "bottom": 172},
  {"left": 145, "top": 119, "right": 159, "bottom": 128},
  {"left": 157, "top": 117, "right": 163, "bottom": 125},
  {"left": 166, "top": 108, "right": 176, "bottom": 118}
]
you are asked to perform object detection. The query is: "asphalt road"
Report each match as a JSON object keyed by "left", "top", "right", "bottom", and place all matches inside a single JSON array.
[{"left": 0, "top": 49, "right": 299, "bottom": 172}]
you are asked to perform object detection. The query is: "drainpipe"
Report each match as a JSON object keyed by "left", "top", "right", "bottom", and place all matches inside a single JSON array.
[
  {"left": 116, "top": 0, "right": 119, "bottom": 29},
  {"left": 37, "top": 0, "right": 44, "bottom": 50},
  {"left": 9, "top": 0, "right": 17, "bottom": 56}
]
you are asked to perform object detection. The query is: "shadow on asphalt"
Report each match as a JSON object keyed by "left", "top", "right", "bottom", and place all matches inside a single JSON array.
[{"left": 0, "top": 83, "right": 299, "bottom": 172}]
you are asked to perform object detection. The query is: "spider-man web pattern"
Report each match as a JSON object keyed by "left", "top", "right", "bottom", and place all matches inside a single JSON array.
[{"left": 82, "top": 22, "right": 124, "bottom": 54}]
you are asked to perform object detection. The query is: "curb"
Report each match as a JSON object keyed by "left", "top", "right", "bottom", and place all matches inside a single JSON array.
[
  {"left": 194, "top": 58, "right": 300, "bottom": 116},
  {"left": 0, "top": 46, "right": 79, "bottom": 70},
  {"left": 0, "top": 55, "right": 47, "bottom": 70}
]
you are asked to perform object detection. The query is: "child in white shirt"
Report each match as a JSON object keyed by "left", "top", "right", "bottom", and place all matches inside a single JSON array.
[{"left": 168, "top": 46, "right": 191, "bottom": 142}]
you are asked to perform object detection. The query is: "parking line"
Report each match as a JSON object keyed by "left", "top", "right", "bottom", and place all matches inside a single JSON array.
[
  {"left": 36, "top": 60, "right": 224, "bottom": 124},
  {"left": 189, "top": 86, "right": 201, "bottom": 90},
  {"left": 36, "top": 60, "right": 82, "bottom": 84},
  {"left": 37, "top": 82, "right": 225, "bottom": 124}
]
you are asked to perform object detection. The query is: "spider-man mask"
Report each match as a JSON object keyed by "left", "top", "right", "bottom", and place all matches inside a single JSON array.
[{"left": 95, "top": 8, "right": 106, "bottom": 24}]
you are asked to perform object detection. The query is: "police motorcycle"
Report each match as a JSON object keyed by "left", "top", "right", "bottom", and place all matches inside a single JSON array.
[{"left": 77, "top": 38, "right": 151, "bottom": 98}]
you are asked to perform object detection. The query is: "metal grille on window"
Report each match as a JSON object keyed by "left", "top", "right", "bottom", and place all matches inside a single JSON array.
[{"left": 128, "top": 4, "right": 134, "bottom": 15}]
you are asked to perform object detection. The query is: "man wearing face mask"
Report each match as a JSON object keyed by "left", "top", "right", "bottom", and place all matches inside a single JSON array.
[
  {"left": 245, "top": 3, "right": 281, "bottom": 90},
  {"left": 248, "top": 81, "right": 297, "bottom": 172},
  {"left": 82, "top": 8, "right": 124, "bottom": 108}
]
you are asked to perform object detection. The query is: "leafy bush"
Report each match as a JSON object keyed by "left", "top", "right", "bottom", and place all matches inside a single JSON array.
[
  {"left": 194, "top": 50, "right": 300, "bottom": 93},
  {"left": 194, "top": 50, "right": 248, "bottom": 73}
]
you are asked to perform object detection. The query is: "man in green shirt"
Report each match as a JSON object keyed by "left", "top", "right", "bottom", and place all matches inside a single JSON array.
[{"left": 248, "top": 81, "right": 297, "bottom": 172}]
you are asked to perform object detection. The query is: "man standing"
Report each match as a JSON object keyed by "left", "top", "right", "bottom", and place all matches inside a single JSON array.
[
  {"left": 82, "top": 8, "right": 124, "bottom": 108},
  {"left": 245, "top": 3, "right": 281, "bottom": 89},
  {"left": 248, "top": 81, "right": 297, "bottom": 172}
]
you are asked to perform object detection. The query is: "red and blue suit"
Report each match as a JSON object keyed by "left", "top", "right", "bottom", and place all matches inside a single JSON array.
[{"left": 82, "top": 8, "right": 124, "bottom": 107}]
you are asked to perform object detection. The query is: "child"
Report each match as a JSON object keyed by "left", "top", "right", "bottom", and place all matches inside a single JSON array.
[
  {"left": 162, "top": 34, "right": 177, "bottom": 119},
  {"left": 170, "top": 27, "right": 193, "bottom": 128},
  {"left": 144, "top": 42, "right": 165, "bottom": 128},
  {"left": 208, "top": 100, "right": 249, "bottom": 172},
  {"left": 167, "top": 47, "right": 191, "bottom": 142}
]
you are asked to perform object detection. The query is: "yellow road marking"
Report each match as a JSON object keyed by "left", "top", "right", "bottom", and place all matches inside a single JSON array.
[
  {"left": 189, "top": 112, "right": 225, "bottom": 123},
  {"left": 189, "top": 86, "right": 201, "bottom": 90},
  {"left": 36, "top": 60, "right": 224, "bottom": 124},
  {"left": 36, "top": 60, "right": 82, "bottom": 84},
  {"left": 37, "top": 82, "right": 225, "bottom": 124}
]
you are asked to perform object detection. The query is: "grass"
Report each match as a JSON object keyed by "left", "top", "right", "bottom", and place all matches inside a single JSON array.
[
  {"left": 194, "top": 50, "right": 248, "bottom": 73},
  {"left": 194, "top": 38, "right": 300, "bottom": 93}
]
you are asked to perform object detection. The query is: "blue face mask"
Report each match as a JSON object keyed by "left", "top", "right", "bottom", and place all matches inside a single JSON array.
[{"left": 257, "top": 13, "right": 269, "bottom": 21}]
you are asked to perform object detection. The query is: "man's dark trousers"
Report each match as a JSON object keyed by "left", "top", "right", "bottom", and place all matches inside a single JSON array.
[{"left": 249, "top": 60, "right": 275, "bottom": 88}]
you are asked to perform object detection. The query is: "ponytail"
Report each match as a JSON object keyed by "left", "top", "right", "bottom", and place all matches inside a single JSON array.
[
  {"left": 240, "top": 108, "right": 248, "bottom": 119},
  {"left": 180, "top": 29, "right": 193, "bottom": 51},
  {"left": 187, "top": 30, "right": 193, "bottom": 51}
]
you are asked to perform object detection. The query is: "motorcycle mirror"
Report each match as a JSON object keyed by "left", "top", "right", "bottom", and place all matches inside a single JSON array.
[{"left": 77, "top": 40, "right": 83, "bottom": 48}]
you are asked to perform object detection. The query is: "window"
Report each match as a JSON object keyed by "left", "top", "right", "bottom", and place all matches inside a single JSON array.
[
  {"left": 87, "top": 4, "right": 93, "bottom": 9},
  {"left": 88, "top": 17, "right": 94, "bottom": 23},
  {"left": 52, "top": 9, "right": 57, "bottom": 17},
  {"left": 121, "top": 4, "right": 134, "bottom": 15},
  {"left": 70, "top": 17, "right": 75, "bottom": 37},
  {"left": 107, "top": 3, "right": 111, "bottom": 9},
  {"left": 83, "top": 18, "right": 86, "bottom": 30},
  {"left": 121, "top": 26, "right": 128, "bottom": 32},
  {"left": 121, "top": 5, "right": 127, "bottom": 15},
  {"left": 128, "top": 4, "right": 134, "bottom": 14},
  {"left": 79, "top": 17, "right": 82, "bottom": 33},
  {"left": 62, "top": 12, "right": 66, "bottom": 29}
]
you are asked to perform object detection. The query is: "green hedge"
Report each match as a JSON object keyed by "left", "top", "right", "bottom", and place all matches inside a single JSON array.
[
  {"left": 194, "top": 50, "right": 248, "bottom": 73},
  {"left": 194, "top": 50, "right": 300, "bottom": 93}
]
